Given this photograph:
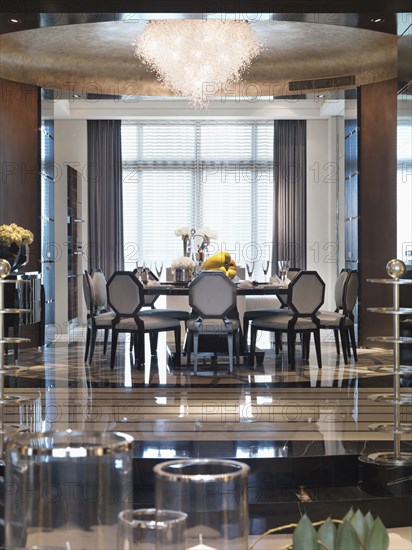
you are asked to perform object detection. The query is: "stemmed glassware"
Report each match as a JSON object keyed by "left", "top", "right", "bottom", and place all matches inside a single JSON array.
[
  {"left": 278, "top": 260, "right": 289, "bottom": 282},
  {"left": 261, "top": 260, "right": 270, "bottom": 281},
  {"left": 246, "top": 261, "right": 255, "bottom": 280},
  {"left": 155, "top": 260, "right": 163, "bottom": 279}
]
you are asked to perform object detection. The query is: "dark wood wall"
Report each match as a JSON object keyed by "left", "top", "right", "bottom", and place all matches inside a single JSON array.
[
  {"left": 0, "top": 78, "right": 40, "bottom": 272},
  {"left": 358, "top": 78, "right": 398, "bottom": 346}
]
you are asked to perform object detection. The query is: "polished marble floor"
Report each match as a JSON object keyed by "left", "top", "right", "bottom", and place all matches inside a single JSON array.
[{"left": 3, "top": 330, "right": 411, "bottom": 457}]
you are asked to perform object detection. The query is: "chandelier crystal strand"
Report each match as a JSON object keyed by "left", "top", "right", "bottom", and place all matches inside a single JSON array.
[{"left": 133, "top": 20, "right": 262, "bottom": 108}]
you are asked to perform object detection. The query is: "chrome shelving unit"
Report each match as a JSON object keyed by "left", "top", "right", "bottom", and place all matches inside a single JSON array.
[
  {"left": 366, "top": 274, "right": 412, "bottom": 465},
  {"left": 0, "top": 264, "right": 31, "bottom": 461}
]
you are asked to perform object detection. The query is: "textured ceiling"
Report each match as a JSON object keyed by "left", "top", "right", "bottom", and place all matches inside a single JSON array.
[{"left": 0, "top": 20, "right": 398, "bottom": 98}]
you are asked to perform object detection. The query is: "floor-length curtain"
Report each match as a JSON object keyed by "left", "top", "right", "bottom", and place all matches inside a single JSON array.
[
  {"left": 272, "top": 120, "right": 307, "bottom": 271},
  {"left": 87, "top": 120, "right": 124, "bottom": 277}
]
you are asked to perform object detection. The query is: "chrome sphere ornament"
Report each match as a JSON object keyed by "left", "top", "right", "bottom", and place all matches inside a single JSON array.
[
  {"left": 0, "top": 258, "right": 11, "bottom": 279},
  {"left": 386, "top": 258, "right": 406, "bottom": 280}
]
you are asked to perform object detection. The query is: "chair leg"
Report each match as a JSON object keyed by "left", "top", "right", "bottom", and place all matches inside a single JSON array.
[
  {"left": 275, "top": 332, "right": 282, "bottom": 354},
  {"left": 348, "top": 326, "right": 358, "bottom": 361},
  {"left": 186, "top": 331, "right": 192, "bottom": 366},
  {"left": 193, "top": 332, "right": 199, "bottom": 374},
  {"left": 227, "top": 332, "right": 234, "bottom": 373},
  {"left": 84, "top": 326, "right": 91, "bottom": 362},
  {"left": 174, "top": 327, "right": 181, "bottom": 366},
  {"left": 89, "top": 326, "right": 98, "bottom": 364},
  {"left": 243, "top": 317, "right": 249, "bottom": 348},
  {"left": 149, "top": 333, "right": 159, "bottom": 355},
  {"left": 103, "top": 329, "right": 109, "bottom": 355},
  {"left": 287, "top": 329, "right": 296, "bottom": 370},
  {"left": 110, "top": 330, "right": 118, "bottom": 369},
  {"left": 314, "top": 329, "right": 322, "bottom": 368},
  {"left": 333, "top": 329, "right": 340, "bottom": 355},
  {"left": 137, "top": 331, "right": 145, "bottom": 366},
  {"left": 235, "top": 331, "right": 240, "bottom": 366},
  {"left": 250, "top": 326, "right": 258, "bottom": 355},
  {"left": 339, "top": 326, "right": 348, "bottom": 364}
]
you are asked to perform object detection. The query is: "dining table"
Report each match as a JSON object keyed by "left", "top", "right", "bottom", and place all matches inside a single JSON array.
[{"left": 142, "top": 280, "right": 290, "bottom": 365}]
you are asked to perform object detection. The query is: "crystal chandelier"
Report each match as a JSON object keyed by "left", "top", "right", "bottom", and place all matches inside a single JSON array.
[{"left": 133, "top": 20, "right": 262, "bottom": 108}]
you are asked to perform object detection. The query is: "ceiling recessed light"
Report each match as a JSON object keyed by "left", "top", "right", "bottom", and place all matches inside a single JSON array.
[
  {"left": 370, "top": 18, "right": 385, "bottom": 23},
  {"left": 317, "top": 94, "right": 325, "bottom": 98},
  {"left": 8, "top": 17, "right": 22, "bottom": 23},
  {"left": 72, "top": 94, "right": 81, "bottom": 98}
]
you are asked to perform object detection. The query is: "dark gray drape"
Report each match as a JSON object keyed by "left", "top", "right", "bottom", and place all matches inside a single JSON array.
[
  {"left": 272, "top": 120, "right": 307, "bottom": 271},
  {"left": 87, "top": 120, "right": 124, "bottom": 278}
]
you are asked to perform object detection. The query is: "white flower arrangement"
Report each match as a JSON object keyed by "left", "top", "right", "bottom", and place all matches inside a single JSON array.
[
  {"left": 171, "top": 256, "right": 196, "bottom": 270},
  {"left": 197, "top": 227, "right": 218, "bottom": 247},
  {"left": 174, "top": 226, "right": 191, "bottom": 239},
  {"left": 0, "top": 223, "right": 34, "bottom": 247}
]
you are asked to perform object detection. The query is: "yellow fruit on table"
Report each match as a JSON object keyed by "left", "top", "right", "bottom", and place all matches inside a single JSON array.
[{"left": 202, "top": 252, "right": 237, "bottom": 279}]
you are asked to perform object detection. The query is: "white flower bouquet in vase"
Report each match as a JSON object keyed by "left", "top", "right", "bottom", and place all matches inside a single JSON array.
[{"left": 171, "top": 256, "right": 196, "bottom": 283}]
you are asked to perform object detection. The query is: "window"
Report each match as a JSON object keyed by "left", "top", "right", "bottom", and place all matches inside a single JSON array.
[
  {"left": 122, "top": 121, "right": 274, "bottom": 278},
  {"left": 397, "top": 121, "right": 412, "bottom": 262}
]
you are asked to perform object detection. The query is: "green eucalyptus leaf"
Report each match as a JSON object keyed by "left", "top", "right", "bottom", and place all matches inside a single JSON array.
[
  {"left": 336, "top": 521, "right": 362, "bottom": 550},
  {"left": 364, "top": 511, "right": 374, "bottom": 536},
  {"left": 293, "top": 515, "right": 318, "bottom": 550},
  {"left": 318, "top": 517, "right": 336, "bottom": 550},
  {"left": 366, "top": 517, "right": 389, "bottom": 550},
  {"left": 342, "top": 507, "right": 355, "bottom": 523},
  {"left": 350, "top": 509, "right": 368, "bottom": 546}
]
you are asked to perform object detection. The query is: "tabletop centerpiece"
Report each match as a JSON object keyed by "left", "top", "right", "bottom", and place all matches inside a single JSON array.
[
  {"left": 171, "top": 256, "right": 197, "bottom": 283},
  {"left": 175, "top": 226, "right": 217, "bottom": 259},
  {"left": 0, "top": 223, "right": 34, "bottom": 272}
]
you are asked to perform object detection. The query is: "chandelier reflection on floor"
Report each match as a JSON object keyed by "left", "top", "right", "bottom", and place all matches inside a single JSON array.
[{"left": 133, "top": 20, "right": 262, "bottom": 108}]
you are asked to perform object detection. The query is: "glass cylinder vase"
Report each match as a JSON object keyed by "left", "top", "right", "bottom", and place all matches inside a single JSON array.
[
  {"left": 5, "top": 430, "right": 134, "bottom": 550},
  {"left": 154, "top": 459, "right": 250, "bottom": 550}
]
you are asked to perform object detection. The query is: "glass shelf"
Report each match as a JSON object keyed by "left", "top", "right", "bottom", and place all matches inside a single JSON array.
[
  {"left": 369, "top": 422, "right": 412, "bottom": 433},
  {"left": 367, "top": 278, "right": 412, "bottom": 285},
  {"left": 368, "top": 336, "right": 412, "bottom": 344},
  {"left": 368, "top": 393, "right": 412, "bottom": 404},
  {"left": 367, "top": 307, "right": 412, "bottom": 315}
]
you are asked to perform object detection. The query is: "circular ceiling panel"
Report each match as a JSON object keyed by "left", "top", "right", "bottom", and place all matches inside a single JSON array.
[{"left": 0, "top": 20, "right": 397, "bottom": 97}]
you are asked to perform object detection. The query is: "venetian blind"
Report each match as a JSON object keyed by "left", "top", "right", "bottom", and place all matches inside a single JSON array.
[{"left": 122, "top": 121, "right": 274, "bottom": 278}]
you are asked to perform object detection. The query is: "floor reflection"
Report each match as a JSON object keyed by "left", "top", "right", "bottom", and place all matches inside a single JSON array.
[{"left": 3, "top": 334, "right": 408, "bottom": 456}]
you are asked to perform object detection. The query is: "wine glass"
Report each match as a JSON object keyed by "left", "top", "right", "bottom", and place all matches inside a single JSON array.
[
  {"left": 261, "top": 260, "right": 270, "bottom": 280},
  {"left": 155, "top": 260, "right": 163, "bottom": 279},
  {"left": 278, "top": 260, "right": 289, "bottom": 282},
  {"left": 246, "top": 261, "right": 255, "bottom": 280}
]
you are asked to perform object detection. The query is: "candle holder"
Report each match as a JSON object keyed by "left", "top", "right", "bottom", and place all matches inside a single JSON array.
[
  {"left": 117, "top": 508, "right": 187, "bottom": 549},
  {"left": 5, "top": 430, "right": 134, "bottom": 550},
  {"left": 154, "top": 459, "right": 249, "bottom": 550}
]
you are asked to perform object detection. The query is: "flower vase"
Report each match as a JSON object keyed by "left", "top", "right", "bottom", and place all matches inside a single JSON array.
[
  {"left": 174, "top": 268, "right": 192, "bottom": 283},
  {"left": 14, "top": 244, "right": 29, "bottom": 272}
]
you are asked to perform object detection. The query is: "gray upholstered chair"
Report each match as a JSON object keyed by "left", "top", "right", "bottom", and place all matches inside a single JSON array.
[
  {"left": 250, "top": 271, "right": 325, "bottom": 369},
  {"left": 186, "top": 271, "right": 240, "bottom": 373},
  {"left": 107, "top": 271, "right": 181, "bottom": 369},
  {"left": 243, "top": 268, "right": 301, "bottom": 346},
  {"left": 83, "top": 270, "right": 115, "bottom": 363},
  {"left": 132, "top": 269, "right": 190, "bottom": 321},
  {"left": 317, "top": 269, "right": 358, "bottom": 363}
]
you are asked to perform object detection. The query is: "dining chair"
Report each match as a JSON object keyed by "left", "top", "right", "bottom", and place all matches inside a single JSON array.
[
  {"left": 317, "top": 269, "right": 358, "bottom": 364},
  {"left": 133, "top": 269, "right": 190, "bottom": 320},
  {"left": 185, "top": 271, "right": 240, "bottom": 373},
  {"left": 132, "top": 268, "right": 190, "bottom": 354},
  {"left": 243, "top": 268, "right": 301, "bottom": 345},
  {"left": 249, "top": 271, "right": 325, "bottom": 369},
  {"left": 106, "top": 271, "right": 181, "bottom": 369},
  {"left": 82, "top": 270, "right": 115, "bottom": 363}
]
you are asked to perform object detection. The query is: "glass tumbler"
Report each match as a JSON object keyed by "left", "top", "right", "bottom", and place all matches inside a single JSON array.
[
  {"left": 117, "top": 508, "right": 187, "bottom": 550},
  {"left": 154, "top": 459, "right": 250, "bottom": 550},
  {"left": 5, "top": 430, "right": 134, "bottom": 550}
]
